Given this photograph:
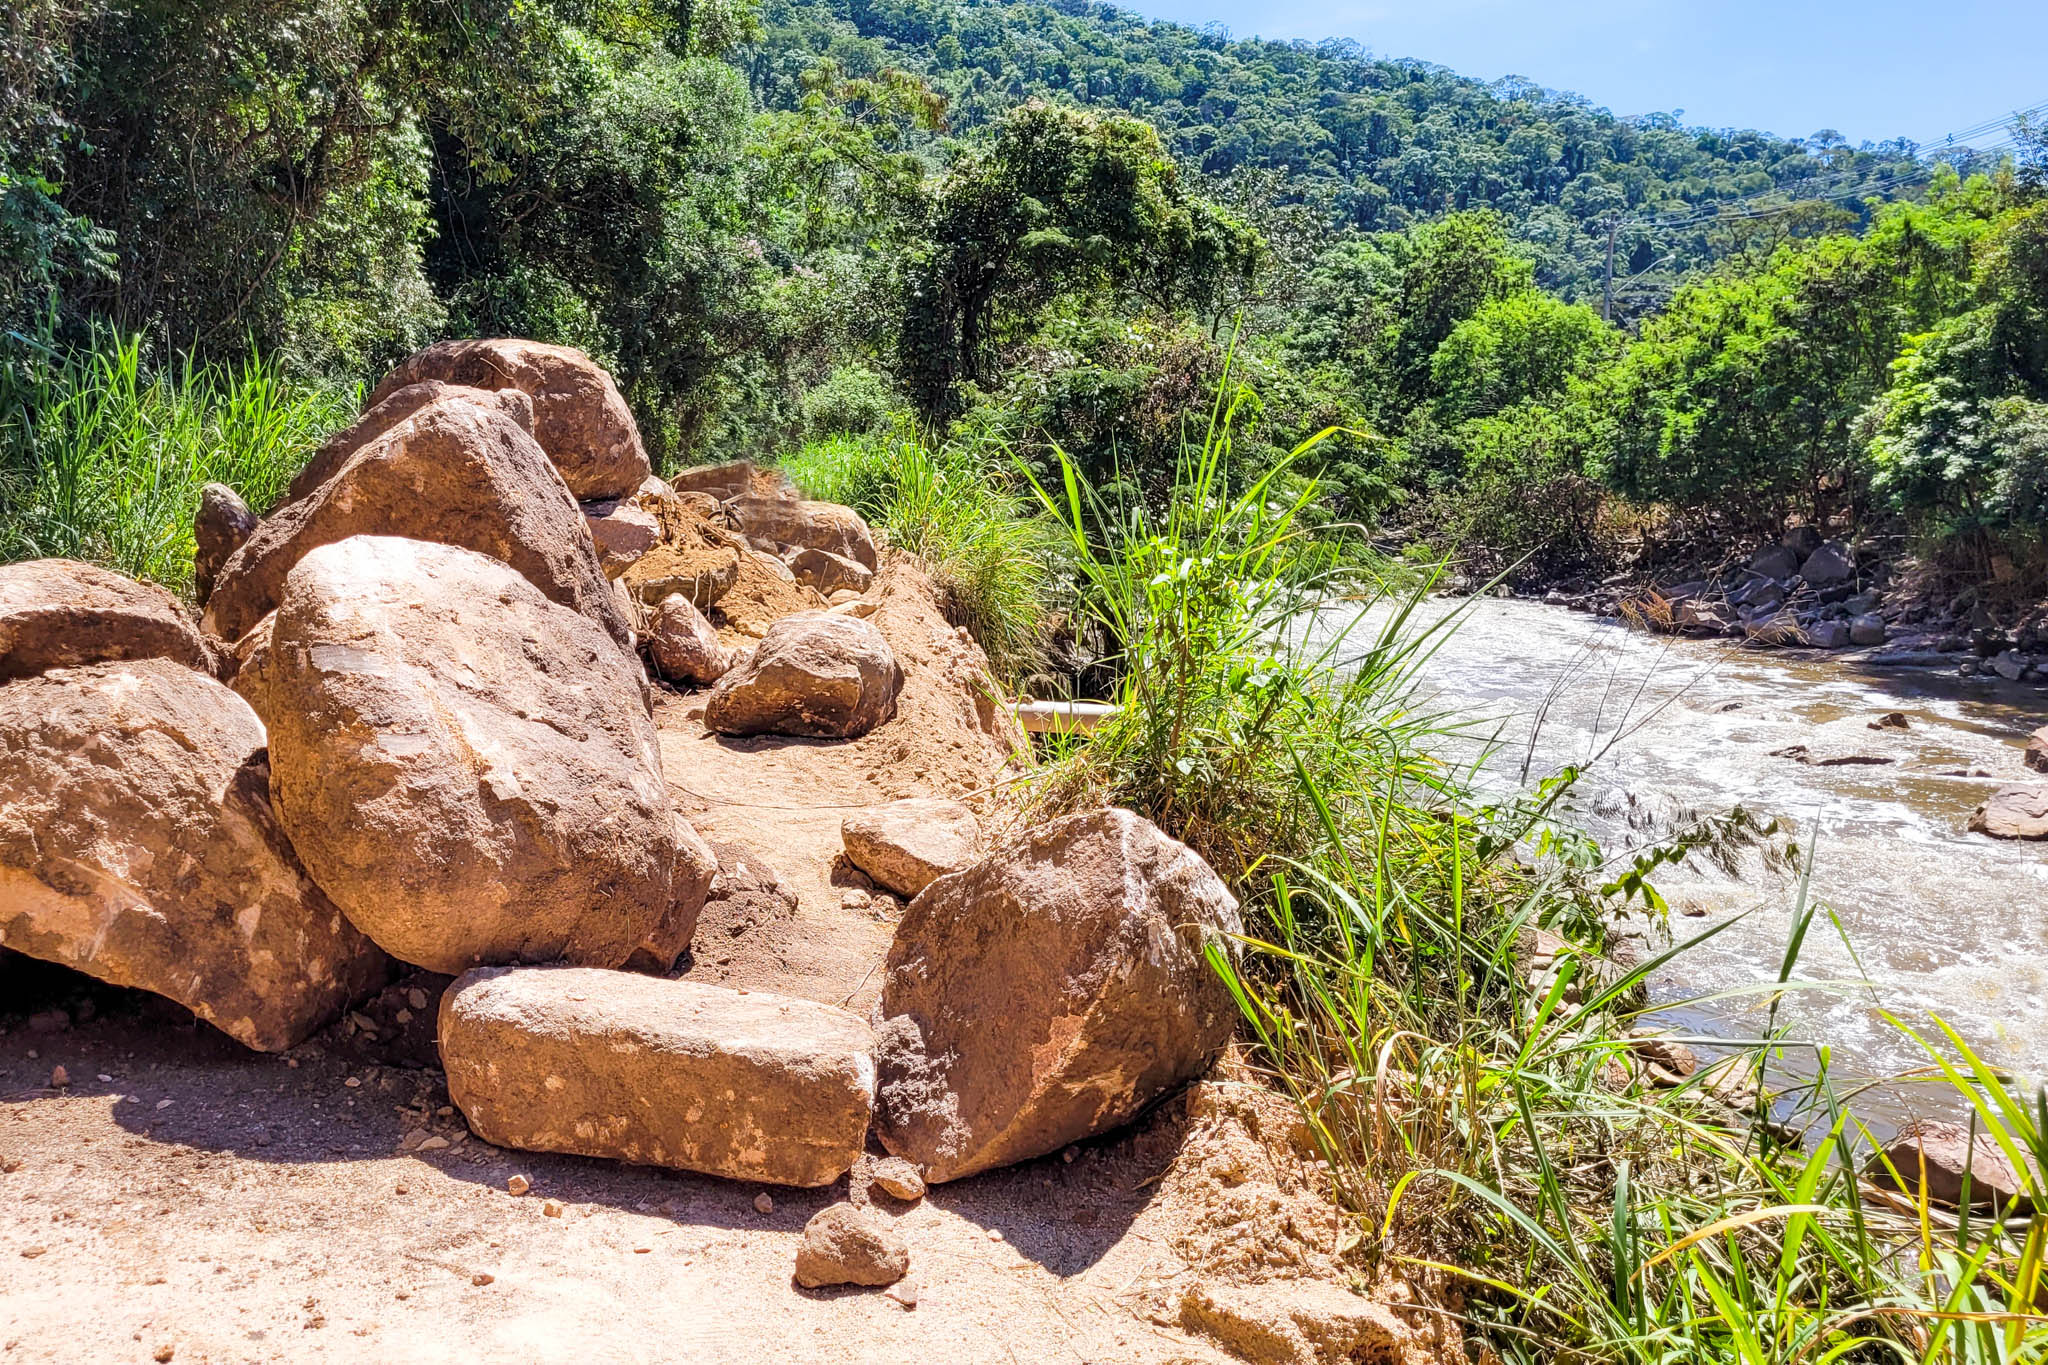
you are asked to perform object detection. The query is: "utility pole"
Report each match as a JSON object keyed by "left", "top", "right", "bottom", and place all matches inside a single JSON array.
[{"left": 1602, "top": 217, "right": 1619, "bottom": 323}]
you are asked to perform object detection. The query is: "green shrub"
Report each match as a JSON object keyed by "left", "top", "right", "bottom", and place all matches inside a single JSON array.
[
  {"left": 0, "top": 332, "right": 356, "bottom": 592},
  {"left": 798, "top": 363, "right": 897, "bottom": 439}
]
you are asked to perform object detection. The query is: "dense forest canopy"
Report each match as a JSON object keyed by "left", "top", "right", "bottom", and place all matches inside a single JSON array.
[{"left": 3, "top": 0, "right": 2044, "bottom": 580}]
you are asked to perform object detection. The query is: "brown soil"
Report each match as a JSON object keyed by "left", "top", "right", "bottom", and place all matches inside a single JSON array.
[{"left": 0, "top": 551, "right": 1452, "bottom": 1365}]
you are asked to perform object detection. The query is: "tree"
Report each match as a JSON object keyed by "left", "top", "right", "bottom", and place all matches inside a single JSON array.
[
  {"left": 1429, "top": 291, "right": 1617, "bottom": 424},
  {"left": 898, "top": 101, "right": 1260, "bottom": 420}
]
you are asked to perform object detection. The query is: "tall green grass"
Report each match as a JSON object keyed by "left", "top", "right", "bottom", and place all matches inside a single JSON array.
[
  {"left": 0, "top": 332, "right": 356, "bottom": 593},
  {"left": 779, "top": 430, "right": 1066, "bottom": 683},
  {"left": 1032, "top": 369, "right": 2048, "bottom": 1363}
]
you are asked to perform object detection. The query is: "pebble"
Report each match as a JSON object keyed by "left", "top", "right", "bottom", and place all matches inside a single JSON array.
[
  {"left": 507, "top": 1174, "right": 531, "bottom": 1196},
  {"left": 543, "top": 1200, "right": 564, "bottom": 1218},
  {"left": 394, "top": 1184, "right": 409, "bottom": 1196},
  {"left": 48, "top": 1066, "right": 67, "bottom": 1088},
  {"left": 96, "top": 1073, "right": 112, "bottom": 1083},
  {"left": 471, "top": 1273, "right": 494, "bottom": 1287},
  {"left": 344, "top": 1077, "right": 361, "bottom": 1089},
  {"left": 153, "top": 1346, "right": 175, "bottom": 1363},
  {"left": 868, "top": 1157, "right": 926, "bottom": 1203},
  {"left": 987, "top": 1229, "right": 1004, "bottom": 1242},
  {"left": 416, "top": 1136, "right": 449, "bottom": 1152},
  {"left": 286, "top": 1058, "right": 298, "bottom": 1069},
  {"left": 407, "top": 989, "right": 430, "bottom": 1011},
  {"left": 885, "top": 1278, "right": 920, "bottom": 1309},
  {"left": 21, "top": 1247, "right": 47, "bottom": 1259},
  {"left": 754, "top": 1192, "right": 775, "bottom": 1215}
]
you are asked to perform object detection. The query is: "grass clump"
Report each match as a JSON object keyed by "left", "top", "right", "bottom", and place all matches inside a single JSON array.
[
  {"left": 0, "top": 332, "right": 356, "bottom": 593},
  {"left": 779, "top": 430, "right": 1066, "bottom": 684},
  {"left": 1031, "top": 370, "right": 2048, "bottom": 1363}
]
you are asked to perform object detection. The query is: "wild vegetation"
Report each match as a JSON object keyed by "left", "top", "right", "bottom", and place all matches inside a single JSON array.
[{"left": 6, "top": 0, "right": 2048, "bottom": 1358}]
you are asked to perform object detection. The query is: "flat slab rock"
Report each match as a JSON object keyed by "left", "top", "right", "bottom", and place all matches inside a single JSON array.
[
  {"left": 251, "top": 536, "right": 681, "bottom": 974},
  {"left": 874, "top": 807, "right": 1241, "bottom": 1183},
  {"left": 439, "top": 966, "right": 876, "bottom": 1187},
  {"left": 0, "top": 558, "right": 219, "bottom": 682},
  {"left": 840, "top": 798, "right": 981, "bottom": 898},
  {"left": 0, "top": 659, "right": 386, "bottom": 1050}
]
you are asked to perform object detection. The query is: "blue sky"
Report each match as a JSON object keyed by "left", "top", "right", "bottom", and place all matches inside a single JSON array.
[{"left": 1112, "top": 0, "right": 2047, "bottom": 149}]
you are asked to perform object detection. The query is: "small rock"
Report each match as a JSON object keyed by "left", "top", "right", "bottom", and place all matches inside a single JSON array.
[
  {"left": 1849, "top": 613, "right": 1888, "bottom": 646},
  {"left": 869, "top": 1157, "right": 926, "bottom": 1202},
  {"left": 507, "top": 1174, "right": 531, "bottom": 1196},
  {"left": 472, "top": 1273, "right": 494, "bottom": 1287},
  {"left": 754, "top": 1192, "right": 775, "bottom": 1215},
  {"left": 1804, "top": 620, "right": 1851, "bottom": 650},
  {"left": 543, "top": 1200, "right": 564, "bottom": 1218},
  {"left": 48, "top": 1065, "right": 67, "bottom": 1088},
  {"left": 20, "top": 1247, "right": 46, "bottom": 1258},
  {"left": 407, "top": 988, "right": 430, "bottom": 1011},
  {"left": 152, "top": 1344, "right": 176, "bottom": 1364},
  {"left": 1867, "top": 1119, "right": 2032, "bottom": 1210},
  {"left": 884, "top": 1277, "right": 920, "bottom": 1309},
  {"left": 394, "top": 1184, "right": 409, "bottom": 1195},
  {"left": 987, "top": 1229, "right": 1003, "bottom": 1242},
  {"left": 793, "top": 1203, "right": 910, "bottom": 1288},
  {"left": 344, "top": 1076, "right": 361, "bottom": 1089},
  {"left": 1867, "top": 712, "right": 1910, "bottom": 731},
  {"left": 416, "top": 1136, "right": 449, "bottom": 1152},
  {"left": 840, "top": 798, "right": 983, "bottom": 898}
]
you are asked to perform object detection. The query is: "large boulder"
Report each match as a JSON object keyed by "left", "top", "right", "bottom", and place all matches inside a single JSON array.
[
  {"left": 727, "top": 493, "right": 878, "bottom": 570},
  {"left": 192, "top": 483, "right": 257, "bottom": 606},
  {"left": 369, "top": 339, "right": 651, "bottom": 500},
  {"left": 624, "top": 816, "right": 719, "bottom": 975},
  {"left": 873, "top": 807, "right": 1242, "bottom": 1183},
  {"left": 841, "top": 798, "right": 981, "bottom": 898},
  {"left": 0, "top": 559, "right": 219, "bottom": 682},
  {"left": 280, "top": 381, "right": 535, "bottom": 509},
  {"left": 646, "top": 592, "right": 731, "bottom": 687},
  {"left": 1798, "top": 542, "right": 1856, "bottom": 586},
  {"left": 0, "top": 659, "right": 386, "bottom": 1050},
  {"left": 203, "top": 393, "right": 631, "bottom": 651},
  {"left": 1867, "top": 1119, "right": 2033, "bottom": 1210},
  {"left": 440, "top": 967, "right": 876, "bottom": 1186},
  {"left": 252, "top": 536, "right": 679, "bottom": 973},
  {"left": 1967, "top": 785, "right": 2048, "bottom": 840},
  {"left": 705, "top": 611, "right": 901, "bottom": 738}
]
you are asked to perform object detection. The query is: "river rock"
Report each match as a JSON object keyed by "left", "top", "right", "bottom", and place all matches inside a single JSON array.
[
  {"left": 1805, "top": 620, "right": 1851, "bottom": 650},
  {"left": 794, "top": 1204, "right": 910, "bottom": 1288},
  {"left": 369, "top": 339, "right": 651, "bottom": 500},
  {"left": 2026, "top": 726, "right": 2048, "bottom": 773},
  {"left": 1749, "top": 544, "right": 1800, "bottom": 580},
  {"left": 203, "top": 393, "right": 631, "bottom": 650},
  {"left": 1798, "top": 542, "right": 1856, "bottom": 586},
  {"left": 646, "top": 592, "right": 731, "bottom": 686},
  {"left": 439, "top": 967, "right": 876, "bottom": 1186},
  {"left": 1782, "top": 525, "right": 1824, "bottom": 560},
  {"left": 841, "top": 798, "right": 981, "bottom": 898},
  {"left": 193, "top": 483, "right": 258, "bottom": 606},
  {"left": 786, "top": 546, "right": 874, "bottom": 597},
  {"left": 0, "top": 559, "right": 219, "bottom": 682},
  {"left": 873, "top": 807, "right": 1241, "bottom": 1183},
  {"left": 584, "top": 500, "right": 662, "bottom": 576},
  {"left": 253, "top": 536, "right": 678, "bottom": 973},
  {"left": 281, "top": 382, "right": 535, "bottom": 509},
  {"left": 1866, "top": 1119, "right": 2032, "bottom": 1210},
  {"left": 705, "top": 611, "right": 901, "bottom": 738},
  {"left": 1848, "top": 613, "right": 1888, "bottom": 646},
  {"left": 1967, "top": 785, "right": 2048, "bottom": 840},
  {"left": 726, "top": 494, "right": 878, "bottom": 570},
  {"left": 0, "top": 659, "right": 386, "bottom": 1050}
]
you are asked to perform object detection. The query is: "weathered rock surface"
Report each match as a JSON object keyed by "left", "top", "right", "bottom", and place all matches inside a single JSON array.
[
  {"left": 786, "top": 546, "right": 874, "bottom": 596},
  {"left": 727, "top": 493, "right": 878, "bottom": 570},
  {"left": 866, "top": 1156, "right": 926, "bottom": 1203},
  {"left": 1867, "top": 1118, "right": 2033, "bottom": 1210},
  {"left": 873, "top": 807, "right": 1241, "bottom": 1183},
  {"left": 624, "top": 817, "right": 719, "bottom": 975},
  {"left": 583, "top": 500, "right": 662, "bottom": 576},
  {"left": 1967, "top": 784, "right": 2048, "bottom": 840},
  {"left": 369, "top": 339, "right": 651, "bottom": 500},
  {"left": 193, "top": 483, "right": 257, "bottom": 606},
  {"left": 1848, "top": 612, "right": 1888, "bottom": 646},
  {"left": 0, "top": 659, "right": 386, "bottom": 1050},
  {"left": 0, "top": 559, "right": 219, "bottom": 682},
  {"left": 705, "top": 612, "right": 901, "bottom": 738},
  {"left": 841, "top": 798, "right": 980, "bottom": 898},
  {"left": 646, "top": 592, "right": 730, "bottom": 686},
  {"left": 253, "top": 536, "right": 678, "bottom": 973},
  {"left": 1749, "top": 544, "right": 1800, "bottom": 580},
  {"left": 204, "top": 393, "right": 631, "bottom": 650},
  {"left": 439, "top": 967, "right": 876, "bottom": 1186},
  {"left": 1798, "top": 542, "right": 1856, "bottom": 586},
  {"left": 281, "top": 381, "right": 535, "bottom": 509},
  {"left": 793, "top": 1203, "right": 910, "bottom": 1288},
  {"left": 2025, "top": 725, "right": 2048, "bottom": 774}
]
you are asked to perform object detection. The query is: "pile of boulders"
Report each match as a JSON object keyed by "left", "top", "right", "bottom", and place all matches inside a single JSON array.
[{"left": 0, "top": 338, "right": 1249, "bottom": 1291}]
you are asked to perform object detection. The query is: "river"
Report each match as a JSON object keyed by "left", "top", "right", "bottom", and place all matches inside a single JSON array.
[{"left": 1322, "top": 594, "right": 2048, "bottom": 1125}]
